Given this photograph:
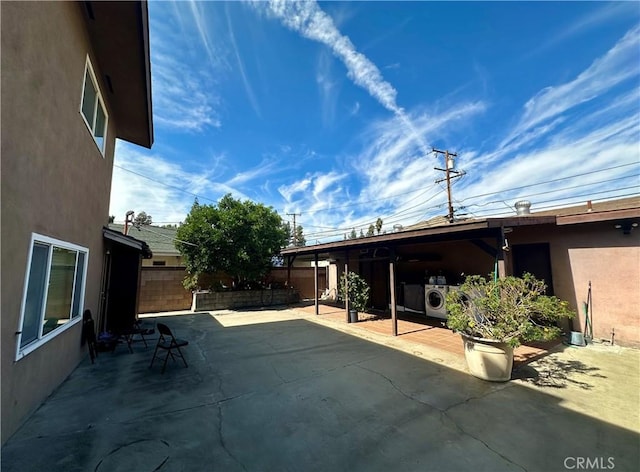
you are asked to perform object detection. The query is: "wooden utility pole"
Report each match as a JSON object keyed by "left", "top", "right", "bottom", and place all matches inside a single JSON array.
[
  {"left": 432, "top": 148, "right": 464, "bottom": 222},
  {"left": 286, "top": 213, "right": 301, "bottom": 245}
]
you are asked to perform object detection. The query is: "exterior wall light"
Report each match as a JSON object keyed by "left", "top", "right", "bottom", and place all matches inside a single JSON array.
[{"left": 614, "top": 221, "right": 638, "bottom": 235}]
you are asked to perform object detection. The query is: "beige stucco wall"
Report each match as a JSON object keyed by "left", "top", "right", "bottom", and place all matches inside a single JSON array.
[
  {"left": 508, "top": 222, "right": 640, "bottom": 348},
  {"left": 1, "top": 2, "right": 117, "bottom": 443}
]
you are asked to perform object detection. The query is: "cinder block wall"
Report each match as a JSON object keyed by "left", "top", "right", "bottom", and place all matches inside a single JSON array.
[
  {"left": 192, "top": 289, "right": 300, "bottom": 311},
  {"left": 138, "top": 267, "right": 326, "bottom": 313},
  {"left": 139, "top": 268, "right": 192, "bottom": 313}
]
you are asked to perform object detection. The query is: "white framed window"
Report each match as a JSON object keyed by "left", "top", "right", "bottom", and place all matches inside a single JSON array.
[
  {"left": 16, "top": 234, "right": 89, "bottom": 360},
  {"left": 80, "top": 56, "right": 108, "bottom": 155}
]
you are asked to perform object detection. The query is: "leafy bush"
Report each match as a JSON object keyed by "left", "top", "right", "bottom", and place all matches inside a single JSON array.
[
  {"left": 446, "top": 273, "right": 575, "bottom": 347},
  {"left": 338, "top": 271, "right": 370, "bottom": 312}
]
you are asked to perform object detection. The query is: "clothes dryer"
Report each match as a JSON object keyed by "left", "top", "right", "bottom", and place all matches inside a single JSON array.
[{"left": 424, "top": 284, "right": 448, "bottom": 319}]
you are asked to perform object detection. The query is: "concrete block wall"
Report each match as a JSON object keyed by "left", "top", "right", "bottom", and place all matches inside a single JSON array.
[
  {"left": 192, "top": 289, "right": 299, "bottom": 311},
  {"left": 138, "top": 267, "right": 324, "bottom": 313},
  {"left": 139, "top": 267, "right": 192, "bottom": 313}
]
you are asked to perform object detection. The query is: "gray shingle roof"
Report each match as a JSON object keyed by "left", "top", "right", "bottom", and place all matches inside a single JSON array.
[{"left": 108, "top": 224, "right": 180, "bottom": 255}]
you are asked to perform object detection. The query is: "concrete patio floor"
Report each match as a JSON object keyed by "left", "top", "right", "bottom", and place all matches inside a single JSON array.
[{"left": 2, "top": 307, "right": 638, "bottom": 472}]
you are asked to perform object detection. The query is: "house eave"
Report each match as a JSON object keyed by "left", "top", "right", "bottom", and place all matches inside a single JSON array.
[
  {"left": 281, "top": 215, "right": 561, "bottom": 258},
  {"left": 81, "top": 1, "right": 153, "bottom": 148},
  {"left": 103, "top": 227, "right": 153, "bottom": 258}
]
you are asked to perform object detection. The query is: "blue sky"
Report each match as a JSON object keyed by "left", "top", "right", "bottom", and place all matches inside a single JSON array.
[{"left": 110, "top": 1, "right": 640, "bottom": 243}]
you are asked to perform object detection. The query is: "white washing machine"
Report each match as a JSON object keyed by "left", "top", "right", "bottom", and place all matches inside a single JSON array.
[{"left": 424, "top": 284, "right": 448, "bottom": 319}]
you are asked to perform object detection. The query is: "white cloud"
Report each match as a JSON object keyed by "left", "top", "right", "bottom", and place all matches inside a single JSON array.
[
  {"left": 150, "top": 3, "right": 222, "bottom": 132},
  {"left": 186, "top": 0, "right": 218, "bottom": 67},
  {"left": 502, "top": 23, "right": 640, "bottom": 148},
  {"left": 270, "top": 101, "right": 487, "bottom": 240},
  {"left": 278, "top": 178, "right": 312, "bottom": 201},
  {"left": 110, "top": 142, "right": 204, "bottom": 223},
  {"left": 316, "top": 50, "right": 339, "bottom": 127},
  {"left": 225, "top": 2, "right": 262, "bottom": 117},
  {"left": 278, "top": 20, "right": 640, "bottom": 242},
  {"left": 258, "top": 0, "right": 430, "bottom": 154},
  {"left": 226, "top": 158, "right": 281, "bottom": 187}
]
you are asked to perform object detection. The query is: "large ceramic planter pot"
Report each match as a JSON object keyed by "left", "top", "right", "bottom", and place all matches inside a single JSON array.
[{"left": 460, "top": 333, "right": 514, "bottom": 382}]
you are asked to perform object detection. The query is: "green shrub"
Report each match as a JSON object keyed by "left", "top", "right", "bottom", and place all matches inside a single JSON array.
[
  {"left": 446, "top": 273, "right": 575, "bottom": 347},
  {"left": 338, "top": 271, "right": 370, "bottom": 312}
]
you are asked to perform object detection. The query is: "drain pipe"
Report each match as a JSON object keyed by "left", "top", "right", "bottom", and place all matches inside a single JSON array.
[{"left": 610, "top": 328, "right": 615, "bottom": 346}]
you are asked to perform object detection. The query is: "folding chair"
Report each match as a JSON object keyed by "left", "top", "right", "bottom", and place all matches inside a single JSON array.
[{"left": 149, "top": 323, "right": 189, "bottom": 374}]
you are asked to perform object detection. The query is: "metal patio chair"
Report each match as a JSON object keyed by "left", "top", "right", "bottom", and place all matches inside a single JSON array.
[{"left": 149, "top": 322, "right": 189, "bottom": 374}]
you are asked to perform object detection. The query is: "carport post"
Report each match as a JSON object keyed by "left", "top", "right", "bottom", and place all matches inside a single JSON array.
[
  {"left": 314, "top": 252, "right": 319, "bottom": 316},
  {"left": 389, "top": 247, "right": 398, "bottom": 336},
  {"left": 344, "top": 250, "right": 349, "bottom": 323},
  {"left": 497, "top": 228, "right": 507, "bottom": 279}
]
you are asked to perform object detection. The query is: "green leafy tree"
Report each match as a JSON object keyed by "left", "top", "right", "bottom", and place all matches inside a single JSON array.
[
  {"left": 366, "top": 224, "right": 375, "bottom": 237},
  {"left": 108, "top": 215, "right": 115, "bottom": 224},
  {"left": 375, "top": 217, "right": 383, "bottom": 234},
  {"left": 176, "top": 194, "right": 288, "bottom": 288},
  {"left": 134, "top": 211, "right": 153, "bottom": 226},
  {"left": 348, "top": 229, "right": 357, "bottom": 239},
  {"left": 294, "top": 225, "right": 306, "bottom": 247},
  {"left": 283, "top": 222, "right": 306, "bottom": 247}
]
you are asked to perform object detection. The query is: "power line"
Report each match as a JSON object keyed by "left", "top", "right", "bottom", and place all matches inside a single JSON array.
[
  {"left": 458, "top": 162, "right": 638, "bottom": 203},
  {"left": 114, "top": 164, "right": 219, "bottom": 205},
  {"left": 462, "top": 174, "right": 639, "bottom": 209},
  {"left": 295, "top": 177, "right": 638, "bottom": 239},
  {"left": 114, "top": 160, "right": 638, "bottom": 218}
]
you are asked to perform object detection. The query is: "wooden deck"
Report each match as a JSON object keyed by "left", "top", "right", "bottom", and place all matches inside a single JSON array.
[{"left": 293, "top": 302, "right": 560, "bottom": 365}]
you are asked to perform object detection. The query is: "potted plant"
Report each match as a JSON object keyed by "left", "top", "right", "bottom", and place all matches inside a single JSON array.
[
  {"left": 446, "top": 273, "right": 575, "bottom": 381},
  {"left": 338, "top": 271, "right": 371, "bottom": 323}
]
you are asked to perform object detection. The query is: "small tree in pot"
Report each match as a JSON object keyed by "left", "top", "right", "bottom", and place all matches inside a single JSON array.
[
  {"left": 446, "top": 273, "right": 575, "bottom": 381},
  {"left": 338, "top": 271, "right": 370, "bottom": 323}
]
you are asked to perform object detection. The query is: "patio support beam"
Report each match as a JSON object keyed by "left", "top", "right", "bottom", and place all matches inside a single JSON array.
[
  {"left": 286, "top": 255, "right": 292, "bottom": 288},
  {"left": 314, "top": 252, "right": 319, "bottom": 316},
  {"left": 496, "top": 228, "right": 506, "bottom": 279},
  {"left": 389, "top": 246, "right": 398, "bottom": 336},
  {"left": 344, "top": 250, "right": 350, "bottom": 322}
]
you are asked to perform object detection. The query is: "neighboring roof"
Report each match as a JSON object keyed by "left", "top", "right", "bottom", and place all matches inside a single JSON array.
[
  {"left": 527, "top": 196, "right": 640, "bottom": 217},
  {"left": 404, "top": 196, "right": 640, "bottom": 231},
  {"left": 281, "top": 196, "right": 640, "bottom": 257},
  {"left": 103, "top": 227, "right": 152, "bottom": 258},
  {"left": 81, "top": 1, "right": 153, "bottom": 148},
  {"left": 108, "top": 224, "right": 180, "bottom": 256}
]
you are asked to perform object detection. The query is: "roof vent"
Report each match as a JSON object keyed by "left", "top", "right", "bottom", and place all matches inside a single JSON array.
[{"left": 514, "top": 200, "right": 531, "bottom": 216}]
